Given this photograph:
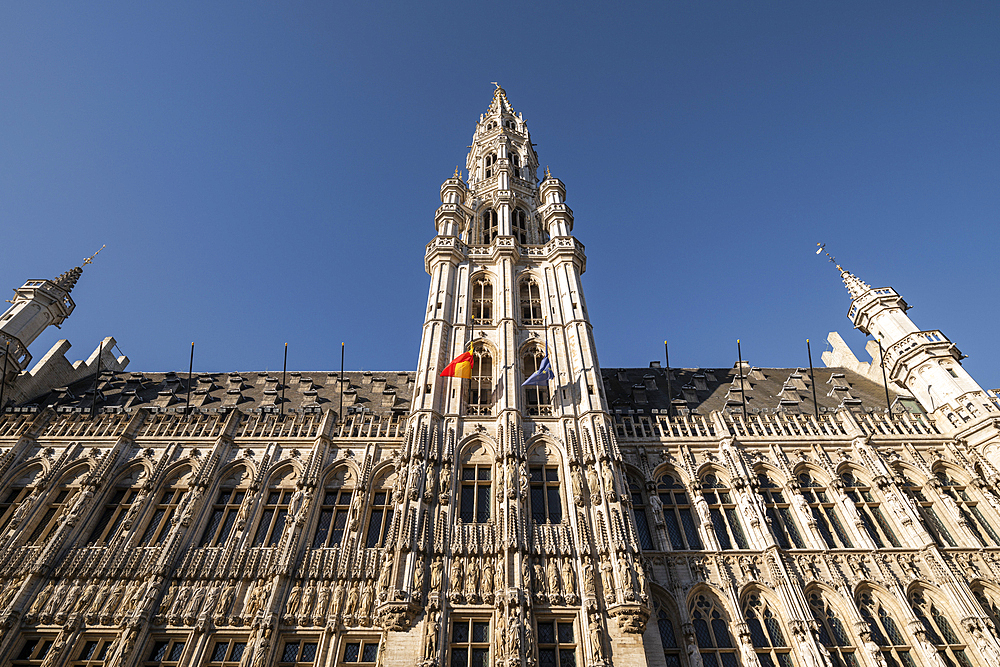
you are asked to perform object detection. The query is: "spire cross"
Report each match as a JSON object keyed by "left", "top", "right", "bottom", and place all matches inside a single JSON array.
[
  {"left": 83, "top": 245, "right": 106, "bottom": 266},
  {"left": 815, "top": 243, "right": 843, "bottom": 272}
]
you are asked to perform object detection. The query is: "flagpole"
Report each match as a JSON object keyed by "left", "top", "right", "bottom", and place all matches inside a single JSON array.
[
  {"left": 91, "top": 339, "right": 103, "bottom": 420},
  {"left": 737, "top": 339, "right": 747, "bottom": 420},
  {"left": 0, "top": 341, "right": 9, "bottom": 415},
  {"left": 877, "top": 338, "right": 892, "bottom": 415},
  {"left": 664, "top": 340, "right": 673, "bottom": 418},
  {"left": 806, "top": 339, "right": 819, "bottom": 419},
  {"left": 281, "top": 342, "right": 288, "bottom": 418},
  {"left": 340, "top": 342, "right": 345, "bottom": 423},
  {"left": 185, "top": 342, "right": 195, "bottom": 420}
]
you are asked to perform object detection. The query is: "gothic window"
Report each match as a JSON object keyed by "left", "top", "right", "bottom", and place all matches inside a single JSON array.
[
  {"left": 277, "top": 637, "right": 319, "bottom": 666},
  {"left": 467, "top": 347, "right": 493, "bottom": 416},
  {"left": 523, "top": 346, "right": 551, "bottom": 416},
  {"left": 510, "top": 153, "right": 521, "bottom": 179},
  {"left": 899, "top": 474, "right": 957, "bottom": 547},
  {"left": 143, "top": 637, "right": 187, "bottom": 667},
  {"left": 973, "top": 587, "right": 1000, "bottom": 641},
  {"left": 857, "top": 591, "right": 917, "bottom": 667},
  {"left": 841, "top": 471, "right": 900, "bottom": 548},
  {"left": 364, "top": 473, "right": 395, "bottom": 548},
  {"left": 536, "top": 619, "right": 577, "bottom": 667},
  {"left": 11, "top": 636, "right": 56, "bottom": 667},
  {"left": 519, "top": 278, "right": 543, "bottom": 325},
  {"left": 471, "top": 278, "right": 493, "bottom": 324},
  {"left": 657, "top": 474, "right": 702, "bottom": 550},
  {"left": 743, "top": 592, "right": 793, "bottom": 667},
  {"left": 338, "top": 638, "right": 379, "bottom": 665},
  {"left": 756, "top": 473, "right": 804, "bottom": 549},
  {"left": 460, "top": 463, "right": 492, "bottom": 523},
  {"left": 690, "top": 593, "right": 739, "bottom": 667},
  {"left": 484, "top": 153, "right": 496, "bottom": 179},
  {"left": 652, "top": 599, "right": 683, "bottom": 667},
  {"left": 88, "top": 468, "right": 143, "bottom": 545},
  {"left": 253, "top": 484, "right": 296, "bottom": 547},
  {"left": 206, "top": 638, "right": 248, "bottom": 667},
  {"left": 27, "top": 466, "right": 87, "bottom": 545},
  {"left": 513, "top": 207, "right": 527, "bottom": 244},
  {"left": 0, "top": 465, "right": 41, "bottom": 533},
  {"left": 139, "top": 474, "right": 187, "bottom": 546},
  {"left": 480, "top": 208, "right": 498, "bottom": 244},
  {"left": 313, "top": 469, "right": 354, "bottom": 548},
  {"left": 798, "top": 473, "right": 853, "bottom": 549},
  {"left": 451, "top": 619, "right": 490, "bottom": 667},
  {"left": 199, "top": 486, "right": 247, "bottom": 547},
  {"left": 935, "top": 469, "right": 1000, "bottom": 546},
  {"left": 808, "top": 591, "right": 860, "bottom": 667},
  {"left": 629, "top": 479, "right": 654, "bottom": 550},
  {"left": 530, "top": 466, "right": 563, "bottom": 524},
  {"left": 909, "top": 590, "right": 973, "bottom": 667},
  {"left": 701, "top": 474, "right": 748, "bottom": 550},
  {"left": 67, "top": 636, "right": 115, "bottom": 667}
]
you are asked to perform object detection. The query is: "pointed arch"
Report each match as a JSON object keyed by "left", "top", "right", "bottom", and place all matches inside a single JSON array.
[
  {"left": 933, "top": 464, "right": 1000, "bottom": 547},
  {"left": 512, "top": 207, "right": 528, "bottom": 244},
  {"left": 0, "top": 461, "right": 45, "bottom": 533},
  {"left": 364, "top": 462, "right": 397, "bottom": 548},
  {"left": 971, "top": 581, "right": 1000, "bottom": 641},
  {"left": 655, "top": 468, "right": 702, "bottom": 550},
  {"left": 908, "top": 586, "right": 974, "bottom": 667},
  {"left": 250, "top": 464, "right": 300, "bottom": 547},
  {"left": 688, "top": 589, "right": 741, "bottom": 667},
  {"left": 651, "top": 587, "right": 685, "bottom": 667},
  {"left": 741, "top": 586, "right": 794, "bottom": 667},
  {"left": 855, "top": 585, "right": 918, "bottom": 667},
  {"left": 796, "top": 469, "right": 854, "bottom": 549},
  {"left": 458, "top": 439, "right": 494, "bottom": 524},
  {"left": 197, "top": 462, "right": 252, "bottom": 547},
  {"left": 86, "top": 463, "right": 148, "bottom": 545},
  {"left": 25, "top": 461, "right": 91, "bottom": 545},
  {"left": 521, "top": 340, "right": 551, "bottom": 416},
  {"left": 517, "top": 274, "right": 544, "bottom": 325},
  {"left": 467, "top": 341, "right": 494, "bottom": 416},
  {"left": 138, "top": 464, "right": 193, "bottom": 546},
  {"left": 754, "top": 467, "right": 805, "bottom": 549},
  {"left": 806, "top": 585, "right": 861, "bottom": 667},
  {"left": 839, "top": 466, "right": 901, "bottom": 548},
  {"left": 895, "top": 466, "right": 957, "bottom": 548},
  {"left": 311, "top": 462, "right": 358, "bottom": 549},
  {"left": 526, "top": 441, "right": 564, "bottom": 525},
  {"left": 700, "top": 470, "right": 748, "bottom": 550}
]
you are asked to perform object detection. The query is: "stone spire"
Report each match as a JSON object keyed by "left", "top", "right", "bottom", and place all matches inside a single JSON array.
[
  {"left": 839, "top": 266, "right": 871, "bottom": 300},
  {"left": 52, "top": 265, "right": 84, "bottom": 293}
]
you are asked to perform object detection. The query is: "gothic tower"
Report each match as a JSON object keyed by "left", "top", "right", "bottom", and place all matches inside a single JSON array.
[{"left": 382, "top": 86, "right": 651, "bottom": 665}]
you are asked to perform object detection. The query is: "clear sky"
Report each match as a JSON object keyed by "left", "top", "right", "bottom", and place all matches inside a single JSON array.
[{"left": 1, "top": 2, "right": 998, "bottom": 389}]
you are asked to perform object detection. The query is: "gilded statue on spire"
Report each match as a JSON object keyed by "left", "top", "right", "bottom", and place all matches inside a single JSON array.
[{"left": 83, "top": 245, "right": 106, "bottom": 266}]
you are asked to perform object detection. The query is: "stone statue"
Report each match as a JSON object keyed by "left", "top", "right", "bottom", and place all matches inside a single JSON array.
[
  {"left": 587, "top": 468, "right": 601, "bottom": 502},
  {"left": 561, "top": 558, "right": 576, "bottom": 596},
  {"left": 694, "top": 493, "right": 712, "bottom": 524},
  {"left": 299, "top": 583, "right": 314, "bottom": 619},
  {"left": 157, "top": 582, "right": 177, "bottom": 617},
  {"left": 583, "top": 558, "right": 596, "bottom": 597},
  {"left": 344, "top": 583, "right": 359, "bottom": 620},
  {"left": 603, "top": 467, "right": 616, "bottom": 496},
  {"left": 331, "top": 581, "right": 345, "bottom": 618},
  {"left": 315, "top": 584, "right": 330, "bottom": 620},
  {"left": 534, "top": 560, "right": 547, "bottom": 595},
  {"left": 430, "top": 557, "right": 443, "bottom": 591},
  {"left": 378, "top": 555, "right": 393, "bottom": 591},
  {"left": 359, "top": 580, "right": 374, "bottom": 620},
  {"left": 481, "top": 559, "right": 494, "bottom": 598},
  {"left": 285, "top": 584, "right": 301, "bottom": 618},
  {"left": 413, "top": 556, "right": 425, "bottom": 597},
  {"left": 465, "top": 559, "right": 479, "bottom": 599},
  {"left": 572, "top": 468, "right": 586, "bottom": 504},
  {"left": 589, "top": 618, "right": 604, "bottom": 660},
  {"left": 648, "top": 493, "right": 663, "bottom": 520},
  {"left": 424, "top": 612, "right": 440, "bottom": 661},
  {"left": 441, "top": 465, "right": 452, "bottom": 493},
  {"left": 450, "top": 558, "right": 464, "bottom": 593},
  {"left": 547, "top": 557, "right": 561, "bottom": 595},
  {"left": 29, "top": 582, "right": 54, "bottom": 616}
]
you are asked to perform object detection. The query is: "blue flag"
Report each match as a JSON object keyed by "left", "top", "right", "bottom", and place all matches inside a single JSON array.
[{"left": 522, "top": 354, "right": 554, "bottom": 386}]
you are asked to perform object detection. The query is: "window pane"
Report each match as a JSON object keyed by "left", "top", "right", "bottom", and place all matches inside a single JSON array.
[
  {"left": 472, "top": 622, "right": 489, "bottom": 642},
  {"left": 169, "top": 643, "right": 185, "bottom": 661},
  {"left": 453, "top": 622, "right": 469, "bottom": 643},
  {"left": 301, "top": 643, "right": 317, "bottom": 662},
  {"left": 361, "top": 643, "right": 378, "bottom": 662},
  {"left": 476, "top": 487, "right": 490, "bottom": 523},
  {"left": 150, "top": 641, "right": 168, "bottom": 662},
  {"left": 254, "top": 509, "right": 274, "bottom": 546},
  {"left": 547, "top": 488, "right": 562, "bottom": 523},
  {"left": 365, "top": 510, "right": 384, "bottom": 548},
  {"left": 558, "top": 623, "right": 574, "bottom": 643},
  {"left": 231, "top": 642, "right": 246, "bottom": 661},
  {"left": 450, "top": 648, "right": 467, "bottom": 667},
  {"left": 211, "top": 642, "right": 229, "bottom": 661},
  {"left": 344, "top": 642, "right": 360, "bottom": 662},
  {"left": 282, "top": 642, "right": 299, "bottom": 662},
  {"left": 471, "top": 648, "right": 489, "bottom": 667}
]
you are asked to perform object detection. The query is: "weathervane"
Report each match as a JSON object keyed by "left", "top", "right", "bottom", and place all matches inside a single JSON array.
[
  {"left": 83, "top": 245, "right": 106, "bottom": 266},
  {"left": 815, "top": 243, "right": 843, "bottom": 272}
]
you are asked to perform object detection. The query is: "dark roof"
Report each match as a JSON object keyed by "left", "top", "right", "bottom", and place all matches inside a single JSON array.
[
  {"left": 601, "top": 365, "right": 911, "bottom": 415},
  {"left": 17, "top": 370, "right": 415, "bottom": 417}
]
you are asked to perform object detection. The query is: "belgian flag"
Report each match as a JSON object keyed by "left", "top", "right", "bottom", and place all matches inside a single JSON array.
[{"left": 440, "top": 345, "right": 474, "bottom": 379}]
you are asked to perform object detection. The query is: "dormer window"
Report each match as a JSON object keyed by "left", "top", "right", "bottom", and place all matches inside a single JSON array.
[
  {"left": 512, "top": 208, "right": 527, "bottom": 244},
  {"left": 511, "top": 153, "right": 521, "bottom": 179},
  {"left": 484, "top": 153, "right": 496, "bottom": 179},
  {"left": 481, "top": 208, "right": 498, "bottom": 244}
]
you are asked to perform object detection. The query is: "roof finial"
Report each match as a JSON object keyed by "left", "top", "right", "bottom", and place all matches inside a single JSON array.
[
  {"left": 815, "top": 243, "right": 843, "bottom": 272},
  {"left": 544, "top": 166, "right": 551, "bottom": 179},
  {"left": 83, "top": 245, "right": 105, "bottom": 266},
  {"left": 454, "top": 166, "right": 460, "bottom": 179}
]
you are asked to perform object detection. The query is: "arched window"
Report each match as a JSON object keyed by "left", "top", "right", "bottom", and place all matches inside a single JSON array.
[
  {"left": 529, "top": 466, "right": 562, "bottom": 525},
  {"left": 808, "top": 591, "right": 860, "bottom": 667},
  {"left": 468, "top": 347, "right": 493, "bottom": 416},
  {"left": 973, "top": 586, "right": 1000, "bottom": 641},
  {"left": 510, "top": 153, "right": 521, "bottom": 179},
  {"left": 936, "top": 469, "right": 1000, "bottom": 546},
  {"left": 909, "top": 590, "right": 973, "bottom": 667},
  {"left": 690, "top": 593, "right": 739, "bottom": 667},
  {"left": 140, "top": 471, "right": 189, "bottom": 546},
  {"left": 459, "top": 450, "right": 492, "bottom": 524},
  {"left": 88, "top": 467, "right": 143, "bottom": 545},
  {"left": 841, "top": 471, "right": 900, "bottom": 548},
  {"left": 471, "top": 278, "right": 493, "bottom": 324},
  {"left": 756, "top": 473, "right": 804, "bottom": 549},
  {"left": 523, "top": 346, "right": 551, "bottom": 416},
  {"left": 312, "top": 466, "right": 355, "bottom": 548},
  {"left": 797, "top": 473, "right": 853, "bottom": 549},
  {"left": 0, "top": 465, "right": 42, "bottom": 532},
  {"left": 484, "top": 153, "right": 497, "bottom": 179},
  {"left": 199, "top": 468, "right": 249, "bottom": 547},
  {"left": 365, "top": 469, "right": 395, "bottom": 548},
  {"left": 27, "top": 466, "right": 87, "bottom": 545},
  {"left": 899, "top": 473, "right": 956, "bottom": 547},
  {"left": 858, "top": 591, "right": 917, "bottom": 667},
  {"left": 512, "top": 208, "right": 527, "bottom": 244},
  {"left": 656, "top": 474, "right": 701, "bottom": 550},
  {"left": 628, "top": 479, "right": 654, "bottom": 550},
  {"left": 519, "top": 278, "right": 543, "bottom": 325},
  {"left": 653, "top": 598, "right": 683, "bottom": 667},
  {"left": 252, "top": 468, "right": 298, "bottom": 547},
  {"left": 743, "top": 591, "right": 793, "bottom": 667},
  {"left": 701, "top": 474, "right": 748, "bottom": 550}
]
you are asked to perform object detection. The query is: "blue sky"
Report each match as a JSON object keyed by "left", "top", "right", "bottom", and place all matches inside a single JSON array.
[{"left": 1, "top": 2, "right": 998, "bottom": 388}]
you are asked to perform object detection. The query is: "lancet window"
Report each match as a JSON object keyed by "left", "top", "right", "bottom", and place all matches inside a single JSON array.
[
  {"left": 88, "top": 468, "right": 143, "bottom": 545},
  {"left": 530, "top": 465, "right": 563, "bottom": 524},
  {"left": 857, "top": 591, "right": 917, "bottom": 667},
  {"left": 909, "top": 590, "right": 973, "bottom": 667},
  {"left": 899, "top": 474, "right": 956, "bottom": 547},
  {"left": 512, "top": 207, "right": 527, "bottom": 244},
  {"left": 199, "top": 485, "right": 247, "bottom": 547},
  {"left": 480, "top": 208, "right": 498, "bottom": 244},
  {"left": 808, "top": 591, "right": 859, "bottom": 667},
  {"left": 313, "top": 469, "right": 354, "bottom": 548},
  {"left": 519, "top": 278, "right": 543, "bottom": 325},
  {"left": 841, "top": 471, "right": 900, "bottom": 548},
  {"left": 0, "top": 465, "right": 41, "bottom": 533},
  {"left": 252, "top": 470, "right": 298, "bottom": 547},
  {"left": 657, "top": 474, "right": 701, "bottom": 550},
  {"left": 756, "top": 472, "right": 804, "bottom": 549},
  {"left": 743, "top": 592, "right": 793, "bottom": 667},
  {"left": 523, "top": 346, "right": 551, "bottom": 416},
  {"left": 484, "top": 153, "right": 496, "bottom": 179},
  {"left": 140, "top": 474, "right": 187, "bottom": 546},
  {"left": 629, "top": 479, "right": 654, "bottom": 550},
  {"left": 27, "top": 467, "right": 86, "bottom": 545},
  {"left": 935, "top": 469, "right": 1000, "bottom": 546},
  {"left": 652, "top": 599, "right": 683, "bottom": 667},
  {"left": 471, "top": 278, "right": 493, "bottom": 324},
  {"left": 510, "top": 153, "right": 521, "bottom": 179},
  {"left": 690, "top": 593, "right": 739, "bottom": 667},
  {"left": 797, "top": 473, "right": 853, "bottom": 549},
  {"left": 365, "top": 472, "right": 395, "bottom": 548},
  {"left": 972, "top": 586, "right": 1000, "bottom": 641},
  {"left": 701, "top": 474, "right": 748, "bottom": 550},
  {"left": 468, "top": 347, "right": 493, "bottom": 416}
]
